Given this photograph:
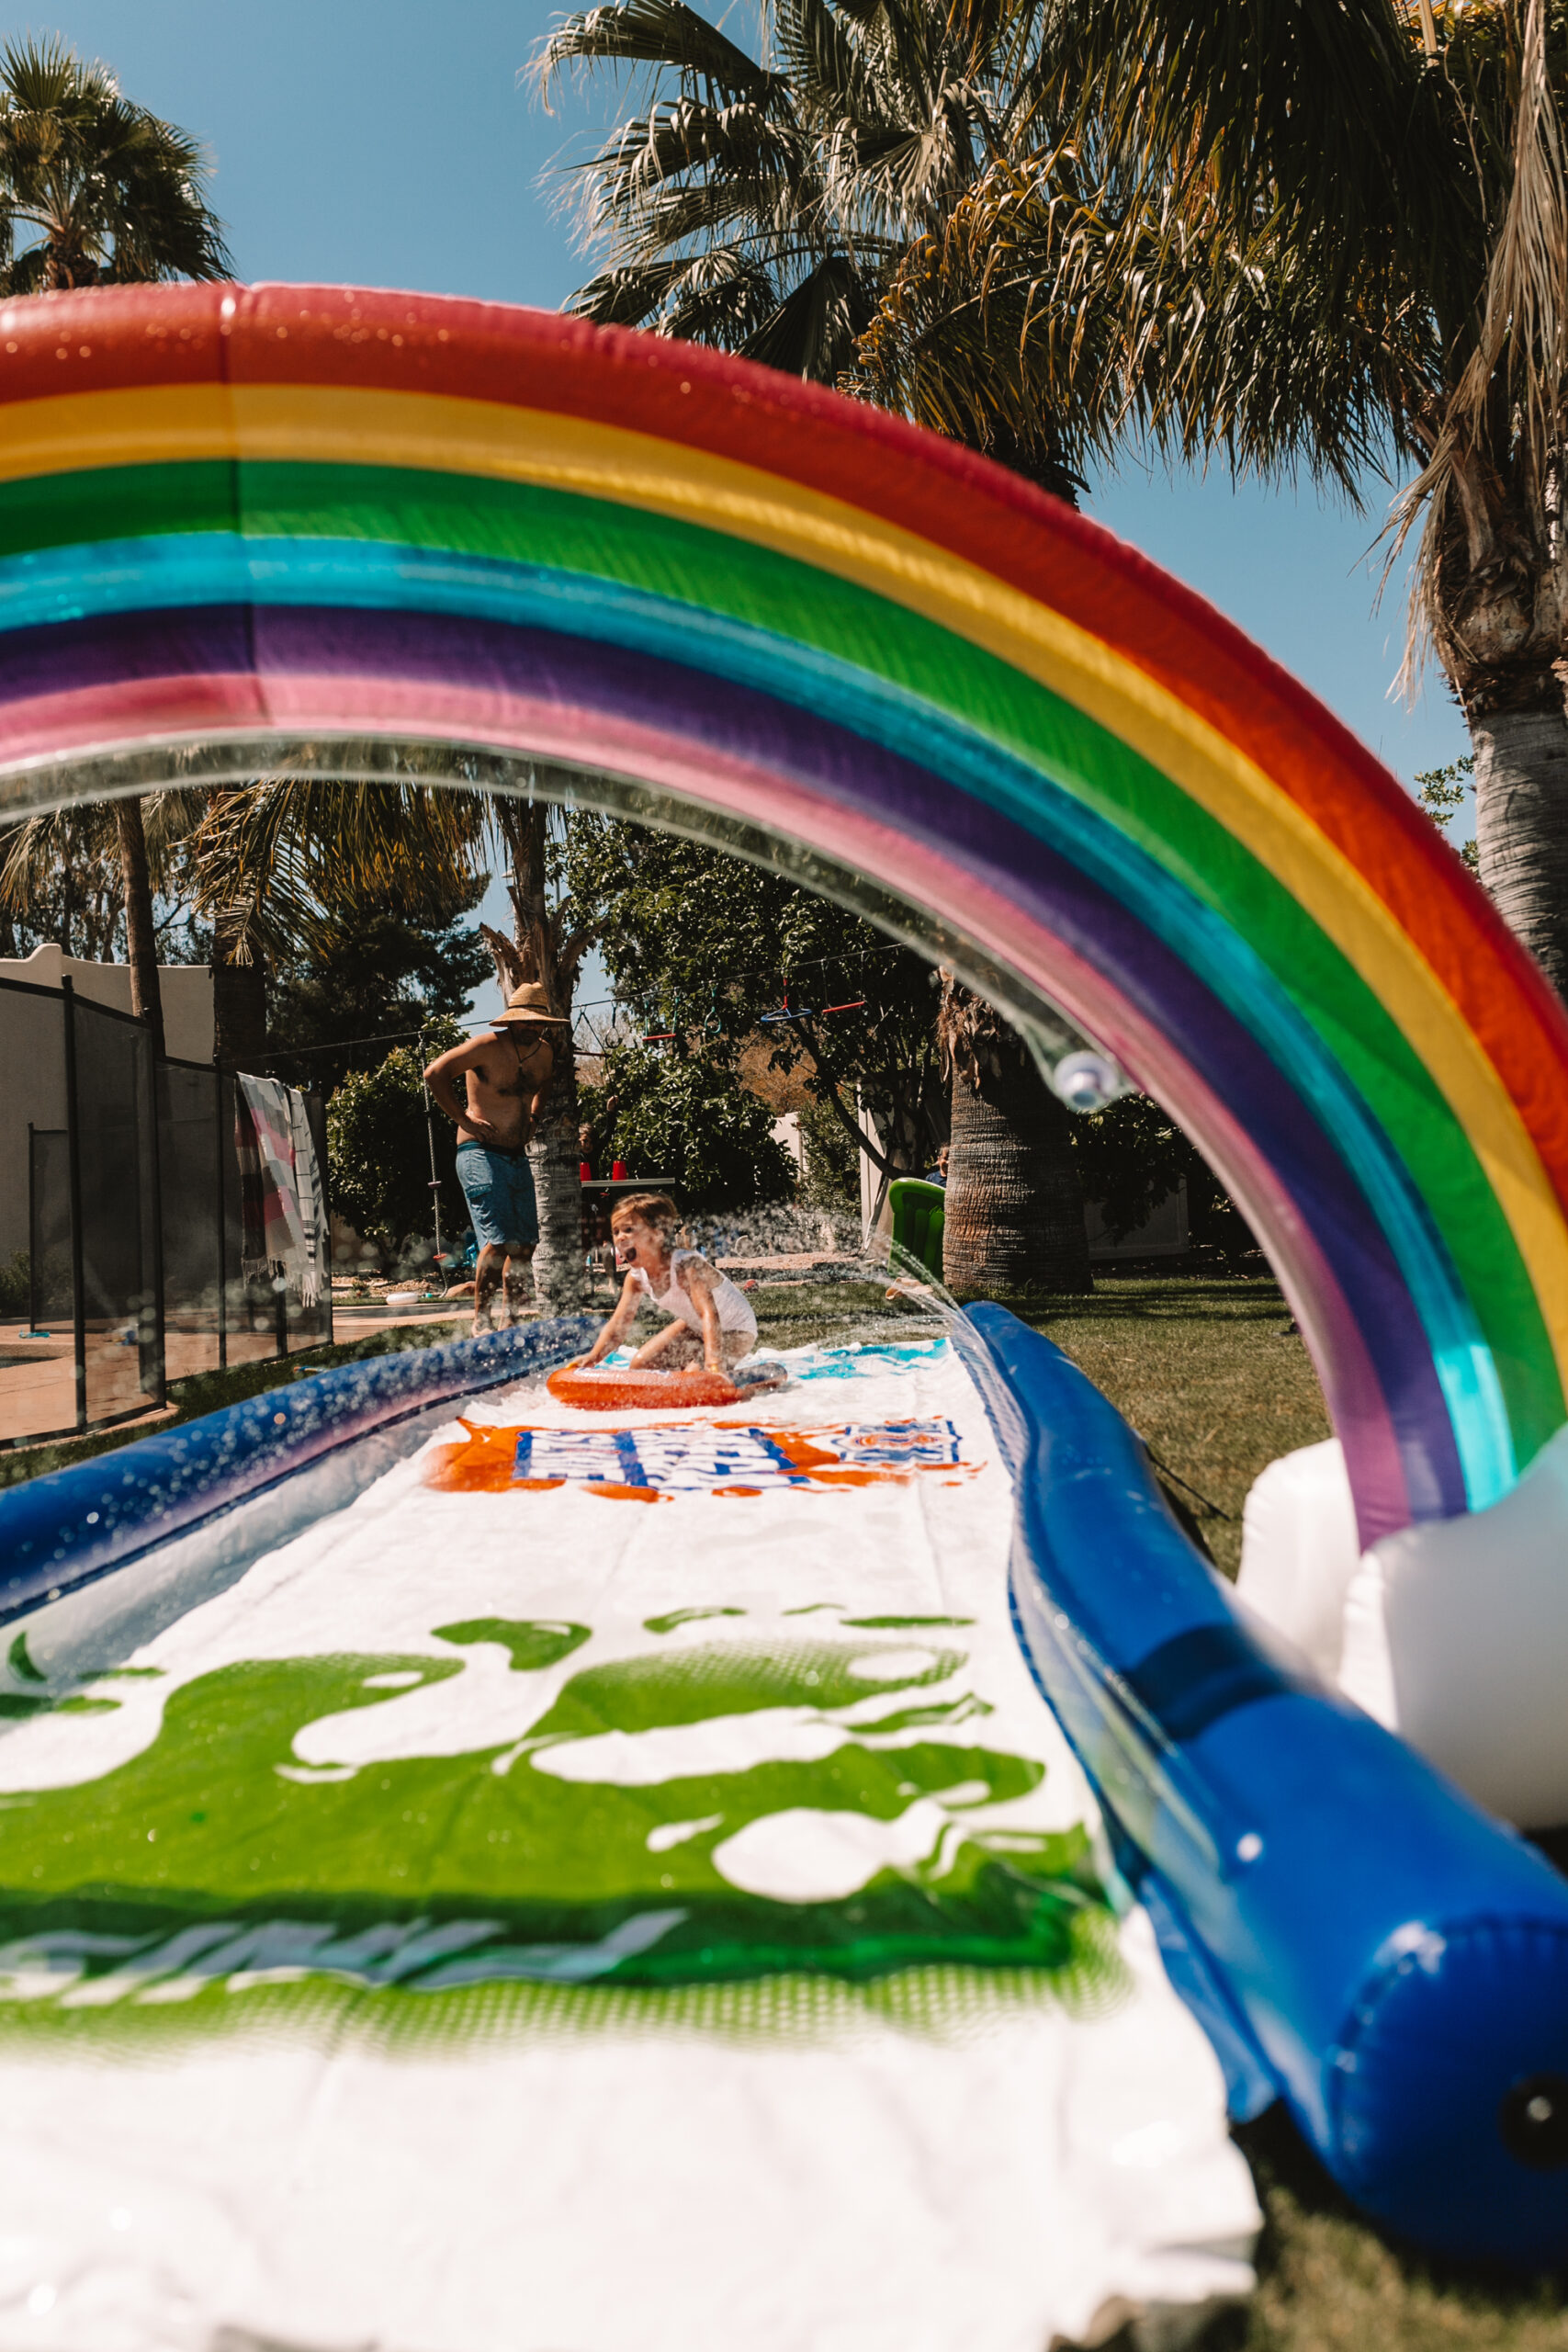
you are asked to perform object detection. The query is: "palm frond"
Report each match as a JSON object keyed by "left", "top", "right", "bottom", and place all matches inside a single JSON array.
[
  {"left": 0, "top": 805, "right": 105, "bottom": 913},
  {"left": 661, "top": 247, "right": 784, "bottom": 348},
  {"left": 777, "top": 0, "right": 872, "bottom": 119},
  {"left": 740, "top": 248, "right": 877, "bottom": 377},
  {"left": 190, "top": 779, "right": 491, "bottom": 966},
  {"left": 529, "top": 0, "right": 784, "bottom": 108},
  {"left": 852, "top": 136, "right": 1433, "bottom": 501},
  {"left": 567, "top": 254, "right": 690, "bottom": 328},
  {"left": 1384, "top": 0, "right": 1568, "bottom": 695},
  {"left": 577, "top": 98, "right": 818, "bottom": 248},
  {"left": 1029, "top": 0, "right": 1420, "bottom": 280}
]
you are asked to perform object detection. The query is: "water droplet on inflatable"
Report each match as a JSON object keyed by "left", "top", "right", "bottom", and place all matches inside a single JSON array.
[{"left": 1052, "top": 1050, "right": 1125, "bottom": 1114}]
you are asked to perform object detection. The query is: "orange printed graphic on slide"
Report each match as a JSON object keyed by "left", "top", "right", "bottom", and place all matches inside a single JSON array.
[{"left": 425, "top": 1418, "right": 981, "bottom": 1499}]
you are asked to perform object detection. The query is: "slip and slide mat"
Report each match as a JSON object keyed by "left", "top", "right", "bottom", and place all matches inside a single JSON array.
[{"left": 0, "top": 1338, "right": 1258, "bottom": 2352}]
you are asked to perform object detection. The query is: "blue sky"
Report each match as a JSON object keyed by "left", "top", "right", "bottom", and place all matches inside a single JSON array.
[{"left": 39, "top": 0, "right": 1474, "bottom": 1013}]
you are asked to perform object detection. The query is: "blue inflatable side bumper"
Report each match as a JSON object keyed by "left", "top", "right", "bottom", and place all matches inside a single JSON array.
[
  {"left": 956, "top": 1304, "right": 1568, "bottom": 2268},
  {"left": 0, "top": 1317, "right": 594, "bottom": 1621}
]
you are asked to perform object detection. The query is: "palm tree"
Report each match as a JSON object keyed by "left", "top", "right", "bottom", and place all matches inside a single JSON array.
[
  {"left": 855, "top": 0, "right": 1568, "bottom": 996},
  {"left": 0, "top": 786, "right": 282, "bottom": 1069},
  {"left": 532, "top": 0, "right": 1095, "bottom": 1290},
  {"left": 0, "top": 789, "right": 209, "bottom": 1062},
  {"left": 0, "top": 803, "right": 131, "bottom": 965},
  {"left": 528, "top": 0, "right": 1082, "bottom": 495},
  {"left": 937, "top": 975, "right": 1091, "bottom": 1294},
  {"left": 0, "top": 37, "right": 230, "bottom": 293},
  {"left": 0, "top": 35, "right": 231, "bottom": 1052}
]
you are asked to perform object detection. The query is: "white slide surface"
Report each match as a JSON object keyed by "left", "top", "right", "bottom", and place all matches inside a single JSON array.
[{"left": 0, "top": 1340, "right": 1257, "bottom": 2352}]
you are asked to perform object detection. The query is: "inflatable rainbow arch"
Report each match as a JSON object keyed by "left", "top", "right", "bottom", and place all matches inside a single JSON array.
[{"left": 4, "top": 281, "right": 1568, "bottom": 1547}]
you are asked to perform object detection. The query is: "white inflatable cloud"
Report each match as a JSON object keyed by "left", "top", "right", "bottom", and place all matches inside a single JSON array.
[{"left": 1239, "top": 1433, "right": 1568, "bottom": 1830}]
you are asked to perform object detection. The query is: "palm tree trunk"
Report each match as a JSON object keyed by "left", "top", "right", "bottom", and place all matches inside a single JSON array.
[
  {"left": 1472, "top": 699, "right": 1568, "bottom": 1000},
  {"left": 939, "top": 981, "right": 1092, "bottom": 1296},
  {"left": 114, "top": 796, "right": 165, "bottom": 1062},
  {"left": 530, "top": 1028, "right": 585, "bottom": 1308}
]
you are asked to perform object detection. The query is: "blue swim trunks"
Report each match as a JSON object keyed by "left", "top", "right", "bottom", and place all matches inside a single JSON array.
[{"left": 457, "top": 1141, "right": 539, "bottom": 1250}]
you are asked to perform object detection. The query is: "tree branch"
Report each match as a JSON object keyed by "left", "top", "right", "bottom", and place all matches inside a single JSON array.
[{"left": 795, "top": 1013, "right": 900, "bottom": 1175}]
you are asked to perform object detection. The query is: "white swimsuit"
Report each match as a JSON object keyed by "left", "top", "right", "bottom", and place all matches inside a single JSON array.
[{"left": 630, "top": 1249, "right": 757, "bottom": 1347}]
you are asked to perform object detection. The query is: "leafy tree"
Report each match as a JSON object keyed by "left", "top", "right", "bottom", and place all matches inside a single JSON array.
[
  {"left": 0, "top": 37, "right": 230, "bottom": 1054},
  {"left": 1067, "top": 1091, "right": 1261, "bottom": 1264},
  {"left": 1416, "top": 756, "right": 1480, "bottom": 878},
  {"left": 1068, "top": 1091, "right": 1194, "bottom": 1247},
  {"left": 580, "top": 1041, "right": 796, "bottom": 1210},
  {"left": 325, "top": 1020, "right": 464, "bottom": 1269},
  {"left": 853, "top": 0, "right": 1568, "bottom": 994},
  {"left": 563, "top": 812, "right": 947, "bottom": 1204},
  {"left": 796, "top": 1088, "right": 861, "bottom": 1212}
]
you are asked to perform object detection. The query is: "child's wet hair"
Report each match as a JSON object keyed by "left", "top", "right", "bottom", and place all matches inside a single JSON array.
[{"left": 610, "top": 1191, "right": 682, "bottom": 1239}]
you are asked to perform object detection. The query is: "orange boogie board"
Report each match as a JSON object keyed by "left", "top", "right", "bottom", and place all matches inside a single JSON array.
[{"left": 546, "top": 1364, "right": 743, "bottom": 1412}]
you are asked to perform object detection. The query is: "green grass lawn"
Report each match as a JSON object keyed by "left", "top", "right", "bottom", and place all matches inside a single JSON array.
[
  {"left": 3, "top": 1275, "right": 1563, "bottom": 2344},
  {"left": 750, "top": 1271, "right": 1328, "bottom": 1576},
  {"left": 1009, "top": 1275, "right": 1332, "bottom": 1577}
]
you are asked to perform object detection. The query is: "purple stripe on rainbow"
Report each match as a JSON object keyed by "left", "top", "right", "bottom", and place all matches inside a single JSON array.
[{"left": 0, "top": 600, "right": 1437, "bottom": 1535}]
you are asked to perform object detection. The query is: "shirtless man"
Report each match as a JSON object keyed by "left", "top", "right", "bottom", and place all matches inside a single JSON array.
[{"left": 423, "top": 982, "right": 567, "bottom": 1334}]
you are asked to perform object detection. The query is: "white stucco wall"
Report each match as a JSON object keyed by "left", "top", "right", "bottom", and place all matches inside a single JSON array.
[{"left": 0, "top": 946, "right": 214, "bottom": 1065}]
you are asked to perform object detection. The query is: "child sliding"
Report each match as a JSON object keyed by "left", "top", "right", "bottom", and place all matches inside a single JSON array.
[{"left": 570, "top": 1193, "right": 784, "bottom": 1393}]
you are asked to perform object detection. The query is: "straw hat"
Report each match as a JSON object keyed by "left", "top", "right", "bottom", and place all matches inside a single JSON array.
[{"left": 493, "top": 981, "right": 568, "bottom": 1027}]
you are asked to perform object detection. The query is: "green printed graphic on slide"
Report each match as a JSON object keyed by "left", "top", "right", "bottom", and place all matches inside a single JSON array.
[{"left": 0, "top": 1619, "right": 1122, "bottom": 2019}]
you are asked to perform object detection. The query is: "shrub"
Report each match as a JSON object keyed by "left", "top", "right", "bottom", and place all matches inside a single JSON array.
[
  {"left": 796, "top": 1091, "right": 860, "bottom": 1213},
  {"left": 581, "top": 1042, "right": 796, "bottom": 1213},
  {"left": 326, "top": 1020, "right": 463, "bottom": 1263},
  {"left": 0, "top": 1250, "right": 29, "bottom": 1318}
]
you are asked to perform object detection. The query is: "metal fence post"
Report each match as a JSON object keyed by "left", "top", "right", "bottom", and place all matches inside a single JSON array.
[
  {"left": 61, "top": 978, "right": 86, "bottom": 1435},
  {"left": 25, "top": 1122, "right": 37, "bottom": 1335},
  {"left": 215, "top": 1068, "right": 228, "bottom": 1372},
  {"left": 141, "top": 1032, "right": 166, "bottom": 1411}
]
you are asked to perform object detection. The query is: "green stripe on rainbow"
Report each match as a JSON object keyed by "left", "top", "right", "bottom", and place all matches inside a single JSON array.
[
  {"left": 0, "top": 282, "right": 1564, "bottom": 1542},
  {"left": 0, "top": 458, "right": 1555, "bottom": 1479}
]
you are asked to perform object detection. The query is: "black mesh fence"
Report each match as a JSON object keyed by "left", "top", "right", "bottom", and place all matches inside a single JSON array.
[
  {"left": 71, "top": 989, "right": 164, "bottom": 1430},
  {"left": 27, "top": 1128, "right": 72, "bottom": 1327},
  {"left": 158, "top": 1058, "right": 225, "bottom": 1377},
  {"left": 3, "top": 974, "right": 332, "bottom": 1444}
]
